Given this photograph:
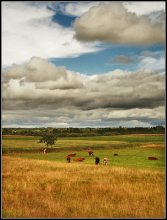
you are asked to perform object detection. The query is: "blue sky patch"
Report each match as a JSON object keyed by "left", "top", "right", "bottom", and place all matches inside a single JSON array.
[
  {"left": 49, "top": 44, "right": 165, "bottom": 75},
  {"left": 52, "top": 13, "right": 76, "bottom": 27}
]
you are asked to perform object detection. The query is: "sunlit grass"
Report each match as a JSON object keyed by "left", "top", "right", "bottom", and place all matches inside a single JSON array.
[
  {"left": 2, "top": 156, "right": 165, "bottom": 218},
  {"left": 2, "top": 134, "right": 165, "bottom": 217},
  {"left": 10, "top": 147, "right": 165, "bottom": 170}
]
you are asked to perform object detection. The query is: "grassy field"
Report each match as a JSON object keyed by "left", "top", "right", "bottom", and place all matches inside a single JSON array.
[
  {"left": 2, "top": 156, "right": 165, "bottom": 218},
  {"left": 2, "top": 134, "right": 165, "bottom": 152},
  {"left": 2, "top": 134, "right": 165, "bottom": 218},
  {"left": 8, "top": 147, "right": 165, "bottom": 170}
]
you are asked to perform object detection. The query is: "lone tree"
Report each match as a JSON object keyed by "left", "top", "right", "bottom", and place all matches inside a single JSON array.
[{"left": 39, "top": 133, "right": 57, "bottom": 148}]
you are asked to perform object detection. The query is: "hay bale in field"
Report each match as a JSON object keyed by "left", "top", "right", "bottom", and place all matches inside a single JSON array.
[{"left": 148, "top": 156, "right": 158, "bottom": 160}]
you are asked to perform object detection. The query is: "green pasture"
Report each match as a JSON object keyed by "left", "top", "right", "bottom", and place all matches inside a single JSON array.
[
  {"left": 9, "top": 147, "right": 164, "bottom": 170},
  {"left": 2, "top": 134, "right": 165, "bottom": 153},
  {"left": 2, "top": 134, "right": 165, "bottom": 170}
]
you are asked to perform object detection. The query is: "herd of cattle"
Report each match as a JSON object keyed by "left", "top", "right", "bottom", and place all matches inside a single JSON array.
[
  {"left": 66, "top": 151, "right": 109, "bottom": 164},
  {"left": 67, "top": 151, "right": 92, "bottom": 162},
  {"left": 43, "top": 148, "right": 159, "bottom": 162},
  {"left": 67, "top": 153, "right": 85, "bottom": 162}
]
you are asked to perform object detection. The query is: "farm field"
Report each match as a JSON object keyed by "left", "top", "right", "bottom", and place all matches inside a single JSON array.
[
  {"left": 2, "top": 134, "right": 165, "bottom": 152},
  {"left": 2, "top": 134, "right": 165, "bottom": 218}
]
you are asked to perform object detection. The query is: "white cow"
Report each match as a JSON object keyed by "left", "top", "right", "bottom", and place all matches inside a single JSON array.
[{"left": 103, "top": 157, "right": 109, "bottom": 165}]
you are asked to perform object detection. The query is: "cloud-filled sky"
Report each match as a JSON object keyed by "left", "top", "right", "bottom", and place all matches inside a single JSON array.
[{"left": 2, "top": 1, "right": 165, "bottom": 128}]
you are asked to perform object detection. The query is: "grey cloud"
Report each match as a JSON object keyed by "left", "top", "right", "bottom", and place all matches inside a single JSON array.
[
  {"left": 2, "top": 58, "right": 165, "bottom": 112},
  {"left": 35, "top": 82, "right": 83, "bottom": 90},
  {"left": 148, "top": 10, "right": 165, "bottom": 25},
  {"left": 62, "top": 42, "right": 70, "bottom": 46},
  {"left": 74, "top": 3, "right": 165, "bottom": 45},
  {"left": 73, "top": 94, "right": 164, "bottom": 111},
  {"left": 2, "top": 106, "right": 165, "bottom": 128},
  {"left": 110, "top": 55, "right": 134, "bottom": 64},
  {"left": 2, "top": 57, "right": 165, "bottom": 127}
]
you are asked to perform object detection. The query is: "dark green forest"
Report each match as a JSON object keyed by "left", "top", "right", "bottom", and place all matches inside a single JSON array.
[{"left": 2, "top": 126, "right": 165, "bottom": 137}]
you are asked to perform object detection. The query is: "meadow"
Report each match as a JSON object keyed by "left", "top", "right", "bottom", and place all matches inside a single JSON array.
[{"left": 2, "top": 134, "right": 165, "bottom": 218}]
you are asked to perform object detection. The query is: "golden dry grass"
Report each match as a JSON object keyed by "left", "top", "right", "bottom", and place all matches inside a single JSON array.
[{"left": 2, "top": 156, "right": 165, "bottom": 218}]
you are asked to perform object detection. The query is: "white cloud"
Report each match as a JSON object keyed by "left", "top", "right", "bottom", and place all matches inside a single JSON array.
[
  {"left": 2, "top": 2, "right": 100, "bottom": 67},
  {"left": 123, "top": 1, "right": 165, "bottom": 15},
  {"left": 139, "top": 56, "right": 165, "bottom": 71},
  {"left": 62, "top": 1, "right": 165, "bottom": 17},
  {"left": 74, "top": 2, "right": 165, "bottom": 44},
  {"left": 113, "top": 120, "right": 152, "bottom": 128},
  {"left": 62, "top": 2, "right": 101, "bottom": 16},
  {"left": 138, "top": 50, "right": 165, "bottom": 71}
]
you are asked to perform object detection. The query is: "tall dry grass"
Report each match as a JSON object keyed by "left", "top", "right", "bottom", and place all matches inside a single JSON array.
[{"left": 2, "top": 156, "right": 165, "bottom": 218}]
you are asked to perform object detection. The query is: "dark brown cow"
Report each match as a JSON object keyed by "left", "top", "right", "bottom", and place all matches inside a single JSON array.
[
  {"left": 114, "top": 153, "right": 118, "bottom": 156},
  {"left": 74, "top": 157, "right": 85, "bottom": 162},
  {"left": 88, "top": 151, "right": 94, "bottom": 156},
  {"left": 148, "top": 157, "right": 158, "bottom": 160},
  {"left": 67, "top": 153, "right": 76, "bottom": 157},
  {"left": 67, "top": 156, "right": 71, "bottom": 163}
]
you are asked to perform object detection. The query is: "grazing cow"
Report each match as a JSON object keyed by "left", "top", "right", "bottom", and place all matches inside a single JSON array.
[
  {"left": 43, "top": 148, "right": 47, "bottom": 154},
  {"left": 88, "top": 150, "right": 94, "bottom": 156},
  {"left": 95, "top": 157, "right": 100, "bottom": 165},
  {"left": 148, "top": 157, "right": 158, "bottom": 160},
  {"left": 103, "top": 157, "right": 109, "bottom": 165},
  {"left": 67, "top": 156, "right": 71, "bottom": 163},
  {"left": 114, "top": 153, "right": 118, "bottom": 156},
  {"left": 67, "top": 153, "right": 76, "bottom": 157},
  {"left": 74, "top": 157, "right": 85, "bottom": 162}
]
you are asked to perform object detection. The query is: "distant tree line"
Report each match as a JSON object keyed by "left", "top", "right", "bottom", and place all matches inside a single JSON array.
[{"left": 2, "top": 126, "right": 165, "bottom": 137}]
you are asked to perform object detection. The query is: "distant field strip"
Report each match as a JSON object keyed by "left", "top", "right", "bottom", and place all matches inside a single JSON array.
[{"left": 2, "top": 134, "right": 165, "bottom": 151}]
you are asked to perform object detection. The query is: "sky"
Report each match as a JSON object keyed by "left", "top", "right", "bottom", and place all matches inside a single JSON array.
[{"left": 2, "top": 1, "right": 166, "bottom": 128}]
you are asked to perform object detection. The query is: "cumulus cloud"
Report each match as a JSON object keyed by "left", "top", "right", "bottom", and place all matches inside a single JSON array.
[
  {"left": 2, "top": 57, "right": 165, "bottom": 127},
  {"left": 2, "top": 2, "right": 100, "bottom": 67},
  {"left": 3, "top": 57, "right": 65, "bottom": 82},
  {"left": 61, "top": 1, "right": 165, "bottom": 17},
  {"left": 74, "top": 2, "right": 165, "bottom": 45},
  {"left": 2, "top": 57, "right": 86, "bottom": 100},
  {"left": 2, "top": 1, "right": 165, "bottom": 128}
]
